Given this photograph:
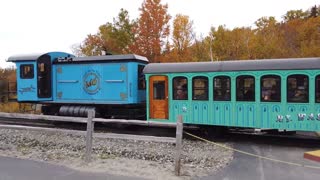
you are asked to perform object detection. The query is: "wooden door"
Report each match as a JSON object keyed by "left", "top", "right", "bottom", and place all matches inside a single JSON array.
[{"left": 149, "top": 76, "right": 168, "bottom": 119}]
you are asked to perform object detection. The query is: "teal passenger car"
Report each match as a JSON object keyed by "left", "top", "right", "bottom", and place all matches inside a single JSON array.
[{"left": 143, "top": 58, "right": 320, "bottom": 132}]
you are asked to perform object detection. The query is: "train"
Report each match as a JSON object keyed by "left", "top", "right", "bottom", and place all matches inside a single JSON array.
[
  {"left": 8, "top": 52, "right": 147, "bottom": 119},
  {"left": 7, "top": 52, "right": 320, "bottom": 133}
]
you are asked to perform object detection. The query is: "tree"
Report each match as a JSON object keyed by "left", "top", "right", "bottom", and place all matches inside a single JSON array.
[
  {"left": 253, "top": 17, "right": 287, "bottom": 59},
  {"left": 111, "top": 9, "right": 136, "bottom": 53},
  {"left": 131, "top": 0, "right": 171, "bottom": 62},
  {"left": 297, "top": 16, "right": 320, "bottom": 57},
  {"left": 208, "top": 26, "right": 232, "bottom": 60},
  {"left": 283, "top": 10, "right": 307, "bottom": 21},
  {"left": 164, "top": 14, "right": 195, "bottom": 62},
  {"left": 309, "top": 5, "right": 319, "bottom": 18},
  {"left": 79, "top": 9, "right": 136, "bottom": 56},
  {"left": 190, "top": 36, "right": 211, "bottom": 62},
  {"left": 172, "top": 14, "right": 194, "bottom": 56}
]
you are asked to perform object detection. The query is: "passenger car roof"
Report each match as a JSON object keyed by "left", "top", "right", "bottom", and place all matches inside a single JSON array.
[{"left": 143, "top": 58, "right": 320, "bottom": 74}]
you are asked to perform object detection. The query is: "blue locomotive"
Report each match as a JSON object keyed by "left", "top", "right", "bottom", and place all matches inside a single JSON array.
[{"left": 8, "top": 52, "right": 148, "bottom": 119}]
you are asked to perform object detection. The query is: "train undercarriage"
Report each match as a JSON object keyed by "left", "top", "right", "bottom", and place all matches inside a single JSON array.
[{"left": 41, "top": 103, "right": 146, "bottom": 120}]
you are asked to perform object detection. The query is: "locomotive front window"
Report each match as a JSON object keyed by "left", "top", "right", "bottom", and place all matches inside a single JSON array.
[
  {"left": 192, "top": 76, "right": 208, "bottom": 100},
  {"left": 287, "top": 75, "right": 309, "bottom": 103},
  {"left": 20, "top": 64, "right": 34, "bottom": 79},
  {"left": 236, "top": 75, "right": 255, "bottom": 101},
  {"left": 316, "top": 75, "right": 320, "bottom": 103},
  {"left": 261, "top": 75, "right": 281, "bottom": 102},
  {"left": 213, "top": 76, "right": 231, "bottom": 101},
  {"left": 153, "top": 81, "right": 165, "bottom": 100},
  {"left": 173, "top": 77, "right": 188, "bottom": 100}
]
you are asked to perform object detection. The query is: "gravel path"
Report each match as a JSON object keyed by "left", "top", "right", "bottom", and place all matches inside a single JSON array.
[{"left": 0, "top": 129, "right": 233, "bottom": 180}]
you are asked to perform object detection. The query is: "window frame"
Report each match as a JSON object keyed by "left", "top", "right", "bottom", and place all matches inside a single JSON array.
[
  {"left": 260, "top": 75, "right": 281, "bottom": 102},
  {"left": 172, "top": 76, "right": 188, "bottom": 100},
  {"left": 152, "top": 80, "right": 165, "bottom": 100},
  {"left": 287, "top": 74, "right": 309, "bottom": 103},
  {"left": 137, "top": 65, "right": 146, "bottom": 90},
  {"left": 315, "top": 75, "right": 320, "bottom": 103},
  {"left": 20, "top": 64, "right": 34, "bottom": 79},
  {"left": 213, "top": 76, "right": 231, "bottom": 101},
  {"left": 236, "top": 75, "right": 255, "bottom": 102},
  {"left": 192, "top": 76, "right": 208, "bottom": 101}
]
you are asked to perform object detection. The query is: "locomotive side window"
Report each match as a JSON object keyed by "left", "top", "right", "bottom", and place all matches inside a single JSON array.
[
  {"left": 138, "top": 65, "right": 146, "bottom": 90},
  {"left": 192, "top": 76, "right": 208, "bottom": 100},
  {"left": 173, "top": 76, "right": 188, "bottom": 100},
  {"left": 316, "top": 75, "right": 320, "bottom": 103},
  {"left": 236, "top": 75, "right": 255, "bottom": 101},
  {"left": 261, "top": 75, "right": 281, "bottom": 102},
  {"left": 287, "top": 74, "right": 309, "bottom": 103},
  {"left": 213, "top": 76, "right": 231, "bottom": 101},
  {"left": 20, "top": 64, "right": 34, "bottom": 79}
]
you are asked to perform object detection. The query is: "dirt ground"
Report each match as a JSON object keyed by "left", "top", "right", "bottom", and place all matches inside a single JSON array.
[{"left": 0, "top": 129, "right": 234, "bottom": 180}]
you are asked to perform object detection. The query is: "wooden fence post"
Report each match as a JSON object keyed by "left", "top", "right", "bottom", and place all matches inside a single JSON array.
[
  {"left": 85, "top": 110, "right": 95, "bottom": 163},
  {"left": 175, "top": 115, "right": 183, "bottom": 176}
]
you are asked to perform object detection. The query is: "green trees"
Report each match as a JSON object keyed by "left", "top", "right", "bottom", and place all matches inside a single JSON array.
[{"left": 80, "top": 9, "right": 135, "bottom": 56}]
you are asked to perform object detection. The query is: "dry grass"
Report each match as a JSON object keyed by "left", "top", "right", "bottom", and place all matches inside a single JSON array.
[{"left": 0, "top": 102, "right": 35, "bottom": 113}]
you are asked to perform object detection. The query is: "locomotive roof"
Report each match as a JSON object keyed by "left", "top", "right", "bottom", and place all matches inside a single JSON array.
[
  {"left": 7, "top": 52, "right": 75, "bottom": 62},
  {"left": 54, "top": 54, "right": 148, "bottom": 64},
  {"left": 7, "top": 53, "right": 43, "bottom": 62},
  {"left": 143, "top": 57, "right": 320, "bottom": 74},
  {"left": 7, "top": 53, "right": 148, "bottom": 64}
]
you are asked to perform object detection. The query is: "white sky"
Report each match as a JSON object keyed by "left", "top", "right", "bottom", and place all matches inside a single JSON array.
[{"left": 0, "top": 0, "right": 318, "bottom": 68}]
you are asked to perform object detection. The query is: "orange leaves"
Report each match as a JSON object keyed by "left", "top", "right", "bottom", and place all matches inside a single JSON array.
[
  {"left": 131, "top": 0, "right": 171, "bottom": 63},
  {"left": 77, "top": 3, "right": 320, "bottom": 62}
]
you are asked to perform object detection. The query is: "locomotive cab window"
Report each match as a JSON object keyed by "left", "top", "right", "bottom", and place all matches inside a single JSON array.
[
  {"left": 214, "top": 76, "right": 231, "bottom": 101},
  {"left": 173, "top": 77, "right": 188, "bottom": 100},
  {"left": 192, "top": 76, "right": 208, "bottom": 100},
  {"left": 261, "top": 75, "right": 281, "bottom": 102},
  {"left": 287, "top": 75, "right": 309, "bottom": 103},
  {"left": 316, "top": 75, "right": 320, "bottom": 103},
  {"left": 20, "top": 64, "right": 34, "bottom": 79},
  {"left": 138, "top": 65, "right": 146, "bottom": 90},
  {"left": 236, "top": 75, "right": 255, "bottom": 101}
]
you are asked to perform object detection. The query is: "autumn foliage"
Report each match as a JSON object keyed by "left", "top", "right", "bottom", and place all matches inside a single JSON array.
[
  {"left": 0, "top": 67, "right": 20, "bottom": 112},
  {"left": 78, "top": 3, "right": 319, "bottom": 62}
]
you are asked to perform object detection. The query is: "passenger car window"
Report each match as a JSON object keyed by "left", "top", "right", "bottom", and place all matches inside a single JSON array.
[
  {"left": 316, "top": 75, "right": 320, "bottom": 103},
  {"left": 236, "top": 75, "right": 255, "bottom": 101},
  {"left": 192, "top": 76, "right": 208, "bottom": 100},
  {"left": 20, "top": 64, "right": 34, "bottom": 79},
  {"left": 261, "top": 75, "right": 281, "bottom": 102},
  {"left": 213, "top": 76, "right": 231, "bottom": 101},
  {"left": 287, "top": 75, "right": 309, "bottom": 103},
  {"left": 173, "top": 77, "right": 188, "bottom": 100}
]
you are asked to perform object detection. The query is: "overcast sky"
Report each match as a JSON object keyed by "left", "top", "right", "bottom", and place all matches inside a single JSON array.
[{"left": 0, "top": 0, "right": 318, "bottom": 68}]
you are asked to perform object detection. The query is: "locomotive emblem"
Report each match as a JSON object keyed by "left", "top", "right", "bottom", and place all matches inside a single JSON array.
[{"left": 83, "top": 70, "right": 101, "bottom": 94}]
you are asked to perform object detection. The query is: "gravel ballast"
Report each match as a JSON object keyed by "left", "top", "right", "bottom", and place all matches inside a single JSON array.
[{"left": 0, "top": 128, "right": 233, "bottom": 179}]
